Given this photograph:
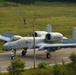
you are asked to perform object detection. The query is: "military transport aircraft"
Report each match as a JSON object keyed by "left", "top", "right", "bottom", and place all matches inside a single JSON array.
[{"left": 0, "top": 25, "right": 76, "bottom": 59}]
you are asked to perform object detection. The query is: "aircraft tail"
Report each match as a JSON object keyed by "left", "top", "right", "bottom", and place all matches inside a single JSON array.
[
  {"left": 62, "top": 27, "right": 76, "bottom": 44},
  {"left": 46, "top": 24, "right": 52, "bottom": 32},
  {"left": 72, "top": 27, "right": 76, "bottom": 39}
]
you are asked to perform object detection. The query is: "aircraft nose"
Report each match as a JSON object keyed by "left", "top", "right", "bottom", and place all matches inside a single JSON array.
[{"left": 2, "top": 43, "right": 9, "bottom": 50}]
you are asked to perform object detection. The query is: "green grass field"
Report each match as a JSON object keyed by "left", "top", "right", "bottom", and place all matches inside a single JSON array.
[{"left": 0, "top": 2, "right": 76, "bottom": 51}]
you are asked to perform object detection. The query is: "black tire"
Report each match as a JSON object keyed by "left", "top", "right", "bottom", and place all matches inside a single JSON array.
[
  {"left": 11, "top": 56, "right": 15, "bottom": 60},
  {"left": 22, "top": 51, "right": 26, "bottom": 56},
  {"left": 46, "top": 53, "right": 51, "bottom": 59}
]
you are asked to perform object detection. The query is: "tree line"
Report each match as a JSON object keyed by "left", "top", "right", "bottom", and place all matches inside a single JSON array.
[{"left": 5, "top": 0, "right": 76, "bottom": 4}]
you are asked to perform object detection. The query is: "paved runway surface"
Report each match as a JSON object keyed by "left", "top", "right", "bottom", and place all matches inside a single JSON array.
[{"left": 0, "top": 48, "right": 76, "bottom": 72}]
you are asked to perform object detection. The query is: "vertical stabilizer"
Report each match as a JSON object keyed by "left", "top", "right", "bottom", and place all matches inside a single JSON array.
[
  {"left": 72, "top": 27, "right": 76, "bottom": 39},
  {"left": 46, "top": 24, "right": 52, "bottom": 32}
]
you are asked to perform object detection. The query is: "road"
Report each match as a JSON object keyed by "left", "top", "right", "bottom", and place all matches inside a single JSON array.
[{"left": 0, "top": 48, "right": 76, "bottom": 72}]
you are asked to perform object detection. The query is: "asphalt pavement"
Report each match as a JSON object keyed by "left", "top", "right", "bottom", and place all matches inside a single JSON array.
[{"left": 0, "top": 48, "right": 76, "bottom": 72}]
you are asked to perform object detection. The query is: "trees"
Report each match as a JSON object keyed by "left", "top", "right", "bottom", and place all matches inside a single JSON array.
[
  {"left": 5, "top": 0, "right": 76, "bottom": 4},
  {"left": 5, "top": 0, "right": 35, "bottom": 4},
  {"left": 7, "top": 57, "right": 25, "bottom": 75},
  {"left": 40, "top": 0, "right": 76, "bottom": 2}
]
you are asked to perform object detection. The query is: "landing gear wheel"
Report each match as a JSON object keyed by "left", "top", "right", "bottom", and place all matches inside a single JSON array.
[
  {"left": 22, "top": 50, "right": 26, "bottom": 56},
  {"left": 46, "top": 53, "right": 51, "bottom": 59},
  {"left": 11, "top": 56, "right": 15, "bottom": 60}
]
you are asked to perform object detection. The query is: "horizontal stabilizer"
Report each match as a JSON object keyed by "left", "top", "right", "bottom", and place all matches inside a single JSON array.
[{"left": 62, "top": 39, "right": 76, "bottom": 43}]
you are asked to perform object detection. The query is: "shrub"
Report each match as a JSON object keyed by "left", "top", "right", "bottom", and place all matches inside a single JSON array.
[
  {"left": 53, "top": 64, "right": 67, "bottom": 75},
  {"left": 7, "top": 57, "right": 25, "bottom": 75},
  {"left": 69, "top": 52, "right": 76, "bottom": 64},
  {"left": 37, "top": 62, "right": 48, "bottom": 69}
]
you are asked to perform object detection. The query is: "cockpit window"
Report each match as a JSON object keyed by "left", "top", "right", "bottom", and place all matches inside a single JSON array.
[{"left": 11, "top": 37, "right": 21, "bottom": 41}]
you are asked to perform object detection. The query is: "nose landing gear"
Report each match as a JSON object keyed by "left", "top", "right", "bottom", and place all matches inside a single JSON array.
[
  {"left": 22, "top": 48, "right": 27, "bottom": 56},
  {"left": 10, "top": 48, "right": 27, "bottom": 60},
  {"left": 11, "top": 49, "right": 16, "bottom": 60}
]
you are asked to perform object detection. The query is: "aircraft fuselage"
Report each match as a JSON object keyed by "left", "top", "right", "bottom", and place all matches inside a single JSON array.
[{"left": 2, "top": 37, "right": 45, "bottom": 50}]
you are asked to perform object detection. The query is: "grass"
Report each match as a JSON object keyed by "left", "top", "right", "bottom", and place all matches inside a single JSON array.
[{"left": 0, "top": 2, "right": 76, "bottom": 51}]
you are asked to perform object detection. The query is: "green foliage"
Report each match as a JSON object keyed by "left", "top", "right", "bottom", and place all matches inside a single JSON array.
[
  {"left": 53, "top": 64, "right": 67, "bottom": 75},
  {"left": 0, "top": 73, "right": 8, "bottom": 75},
  {"left": 0, "top": 62, "right": 76, "bottom": 75},
  {"left": 0, "top": 1, "right": 20, "bottom": 7},
  {"left": 23, "top": 68, "right": 53, "bottom": 75},
  {"left": 65, "top": 63, "right": 76, "bottom": 75},
  {"left": 0, "top": 0, "right": 5, "bottom": 3},
  {"left": 5, "top": 0, "right": 35, "bottom": 4},
  {"left": 37, "top": 62, "right": 48, "bottom": 69},
  {"left": 5, "top": 0, "right": 76, "bottom": 4},
  {"left": 41, "top": 0, "right": 76, "bottom": 2},
  {"left": 7, "top": 57, "right": 25, "bottom": 75},
  {"left": 69, "top": 52, "right": 76, "bottom": 64},
  {"left": 62, "top": 59, "right": 65, "bottom": 66}
]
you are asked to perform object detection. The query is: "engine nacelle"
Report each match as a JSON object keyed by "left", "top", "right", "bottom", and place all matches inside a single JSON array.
[
  {"left": 45, "top": 32, "right": 63, "bottom": 43},
  {"left": 32, "top": 31, "right": 47, "bottom": 37}
]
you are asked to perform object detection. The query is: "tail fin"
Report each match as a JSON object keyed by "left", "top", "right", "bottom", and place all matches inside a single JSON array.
[
  {"left": 46, "top": 24, "right": 52, "bottom": 32},
  {"left": 72, "top": 27, "right": 76, "bottom": 39}
]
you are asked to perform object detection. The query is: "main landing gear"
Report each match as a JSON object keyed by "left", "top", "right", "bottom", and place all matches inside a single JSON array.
[
  {"left": 46, "top": 52, "right": 51, "bottom": 59},
  {"left": 10, "top": 48, "right": 51, "bottom": 59}
]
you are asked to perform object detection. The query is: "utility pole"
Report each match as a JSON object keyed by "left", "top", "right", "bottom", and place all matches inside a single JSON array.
[{"left": 33, "top": 20, "right": 36, "bottom": 69}]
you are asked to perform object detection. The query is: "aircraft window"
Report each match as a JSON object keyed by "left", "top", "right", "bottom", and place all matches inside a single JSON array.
[{"left": 11, "top": 37, "right": 20, "bottom": 41}]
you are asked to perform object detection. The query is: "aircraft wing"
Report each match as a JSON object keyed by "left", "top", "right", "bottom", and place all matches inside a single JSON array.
[
  {"left": 0, "top": 32, "right": 17, "bottom": 42},
  {"left": 0, "top": 35, "right": 11, "bottom": 41},
  {"left": 36, "top": 43, "right": 76, "bottom": 50}
]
